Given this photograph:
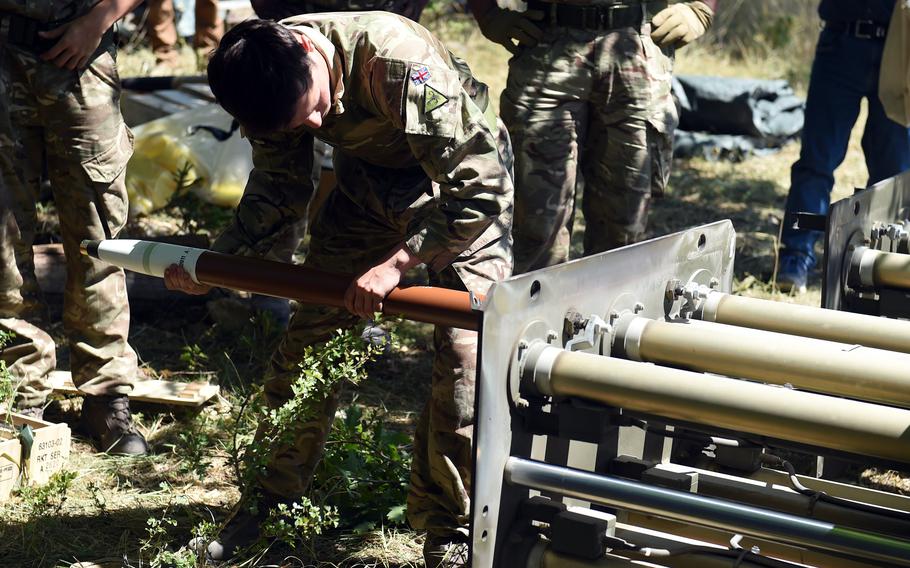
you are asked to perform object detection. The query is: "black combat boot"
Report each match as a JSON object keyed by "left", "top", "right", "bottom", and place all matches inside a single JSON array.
[
  {"left": 195, "top": 491, "right": 288, "bottom": 561},
  {"left": 423, "top": 533, "right": 468, "bottom": 568},
  {"left": 80, "top": 395, "right": 149, "bottom": 455}
]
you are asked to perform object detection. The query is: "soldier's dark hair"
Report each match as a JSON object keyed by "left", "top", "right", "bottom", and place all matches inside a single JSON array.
[
  {"left": 207, "top": 19, "right": 313, "bottom": 134},
  {"left": 250, "top": 0, "right": 299, "bottom": 21}
]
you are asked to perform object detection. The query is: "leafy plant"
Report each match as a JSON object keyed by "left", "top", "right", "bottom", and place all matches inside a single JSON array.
[
  {"left": 229, "top": 328, "right": 395, "bottom": 553},
  {"left": 315, "top": 404, "right": 412, "bottom": 532},
  {"left": 141, "top": 514, "right": 207, "bottom": 568},
  {"left": 261, "top": 497, "right": 340, "bottom": 547},
  {"left": 0, "top": 330, "right": 18, "bottom": 421},
  {"left": 18, "top": 469, "right": 77, "bottom": 518},
  {"left": 168, "top": 415, "right": 214, "bottom": 477},
  {"left": 240, "top": 328, "right": 385, "bottom": 485},
  {"left": 179, "top": 343, "right": 209, "bottom": 372}
]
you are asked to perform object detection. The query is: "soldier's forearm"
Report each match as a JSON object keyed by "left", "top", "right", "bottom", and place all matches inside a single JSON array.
[
  {"left": 699, "top": 0, "right": 717, "bottom": 13},
  {"left": 88, "top": 0, "right": 146, "bottom": 30}
]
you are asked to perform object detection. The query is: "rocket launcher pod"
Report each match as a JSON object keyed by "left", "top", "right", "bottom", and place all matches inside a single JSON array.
[
  {"left": 520, "top": 341, "right": 910, "bottom": 464},
  {"left": 695, "top": 289, "right": 910, "bottom": 354},
  {"left": 851, "top": 246, "right": 910, "bottom": 291},
  {"left": 615, "top": 314, "right": 910, "bottom": 409},
  {"left": 80, "top": 239, "right": 479, "bottom": 330}
]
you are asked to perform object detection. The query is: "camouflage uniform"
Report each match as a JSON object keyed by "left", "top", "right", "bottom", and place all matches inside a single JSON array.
[
  {"left": 148, "top": 0, "right": 223, "bottom": 65},
  {"left": 249, "top": 0, "right": 431, "bottom": 265},
  {"left": 252, "top": 0, "right": 429, "bottom": 23},
  {"left": 213, "top": 12, "right": 513, "bottom": 538},
  {"left": 0, "top": 5, "right": 137, "bottom": 409},
  {"left": 504, "top": 0, "right": 678, "bottom": 272}
]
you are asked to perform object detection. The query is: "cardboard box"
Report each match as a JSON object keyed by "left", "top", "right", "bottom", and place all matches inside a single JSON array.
[
  {"left": 0, "top": 428, "right": 22, "bottom": 502},
  {"left": 8, "top": 413, "right": 70, "bottom": 487}
]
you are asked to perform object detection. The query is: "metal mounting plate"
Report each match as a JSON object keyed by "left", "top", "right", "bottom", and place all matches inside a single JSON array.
[
  {"left": 471, "top": 221, "right": 736, "bottom": 567},
  {"left": 824, "top": 170, "right": 910, "bottom": 312}
]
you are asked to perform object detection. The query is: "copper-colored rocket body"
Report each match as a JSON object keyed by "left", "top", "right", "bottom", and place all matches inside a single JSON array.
[
  {"left": 195, "top": 252, "right": 479, "bottom": 330},
  {"left": 81, "top": 239, "right": 480, "bottom": 330}
]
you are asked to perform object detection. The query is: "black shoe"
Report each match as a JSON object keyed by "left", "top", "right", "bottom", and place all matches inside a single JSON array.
[
  {"left": 200, "top": 492, "right": 287, "bottom": 562},
  {"left": 423, "top": 533, "right": 468, "bottom": 568},
  {"left": 80, "top": 395, "right": 149, "bottom": 456}
]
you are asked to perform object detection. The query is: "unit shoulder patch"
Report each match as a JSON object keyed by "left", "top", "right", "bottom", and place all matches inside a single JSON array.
[
  {"left": 423, "top": 84, "right": 449, "bottom": 114},
  {"left": 402, "top": 61, "right": 460, "bottom": 137}
]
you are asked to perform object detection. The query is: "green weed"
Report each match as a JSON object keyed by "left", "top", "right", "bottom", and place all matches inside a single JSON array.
[
  {"left": 316, "top": 404, "right": 411, "bottom": 532},
  {"left": 18, "top": 469, "right": 77, "bottom": 518}
]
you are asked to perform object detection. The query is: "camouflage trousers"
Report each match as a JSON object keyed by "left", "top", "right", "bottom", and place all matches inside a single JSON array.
[
  {"left": 147, "top": 0, "right": 223, "bottom": 63},
  {"left": 0, "top": 41, "right": 137, "bottom": 409},
  {"left": 256, "top": 151, "right": 512, "bottom": 539},
  {"left": 502, "top": 23, "right": 678, "bottom": 273}
]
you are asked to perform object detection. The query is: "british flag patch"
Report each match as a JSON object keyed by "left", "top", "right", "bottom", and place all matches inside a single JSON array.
[{"left": 410, "top": 65, "right": 431, "bottom": 85}]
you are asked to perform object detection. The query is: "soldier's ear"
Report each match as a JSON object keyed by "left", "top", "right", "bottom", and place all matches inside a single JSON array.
[{"left": 297, "top": 31, "right": 316, "bottom": 54}]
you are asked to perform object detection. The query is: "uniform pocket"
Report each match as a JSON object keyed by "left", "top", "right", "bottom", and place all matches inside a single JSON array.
[
  {"left": 79, "top": 122, "right": 133, "bottom": 183},
  {"left": 646, "top": 120, "right": 673, "bottom": 198}
]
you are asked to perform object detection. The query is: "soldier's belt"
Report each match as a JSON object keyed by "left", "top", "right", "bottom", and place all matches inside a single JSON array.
[{"left": 527, "top": 0, "right": 667, "bottom": 31}]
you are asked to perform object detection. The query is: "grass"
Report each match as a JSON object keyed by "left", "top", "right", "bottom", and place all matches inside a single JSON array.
[{"left": 2, "top": 9, "right": 904, "bottom": 568}]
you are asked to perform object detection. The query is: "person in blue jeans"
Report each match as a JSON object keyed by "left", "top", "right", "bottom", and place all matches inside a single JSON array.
[{"left": 779, "top": 0, "right": 910, "bottom": 292}]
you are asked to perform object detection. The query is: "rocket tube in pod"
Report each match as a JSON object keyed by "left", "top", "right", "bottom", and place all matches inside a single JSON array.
[
  {"left": 697, "top": 290, "right": 910, "bottom": 354},
  {"left": 616, "top": 314, "right": 910, "bottom": 409},
  {"left": 80, "top": 239, "right": 479, "bottom": 330},
  {"left": 852, "top": 246, "right": 910, "bottom": 290},
  {"left": 520, "top": 342, "right": 910, "bottom": 464}
]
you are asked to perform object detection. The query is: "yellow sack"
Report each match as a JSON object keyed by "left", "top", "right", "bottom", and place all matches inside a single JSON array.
[
  {"left": 880, "top": 0, "right": 910, "bottom": 127},
  {"left": 125, "top": 103, "right": 253, "bottom": 216}
]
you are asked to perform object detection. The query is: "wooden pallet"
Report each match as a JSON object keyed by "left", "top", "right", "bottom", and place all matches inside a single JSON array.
[{"left": 48, "top": 371, "right": 219, "bottom": 407}]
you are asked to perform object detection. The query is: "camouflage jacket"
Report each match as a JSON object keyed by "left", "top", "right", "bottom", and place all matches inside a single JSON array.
[
  {"left": 214, "top": 12, "right": 511, "bottom": 273},
  {"left": 253, "top": 0, "right": 429, "bottom": 23},
  {"left": 0, "top": 0, "right": 97, "bottom": 22}
]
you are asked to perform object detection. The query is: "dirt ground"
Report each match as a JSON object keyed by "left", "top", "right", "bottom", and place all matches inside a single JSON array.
[{"left": 2, "top": 12, "right": 908, "bottom": 568}]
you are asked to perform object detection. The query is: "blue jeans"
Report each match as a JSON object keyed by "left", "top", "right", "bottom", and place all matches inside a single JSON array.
[{"left": 782, "top": 27, "right": 910, "bottom": 262}]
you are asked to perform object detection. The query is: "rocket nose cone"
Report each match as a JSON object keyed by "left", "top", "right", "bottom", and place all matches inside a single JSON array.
[{"left": 80, "top": 240, "right": 101, "bottom": 258}]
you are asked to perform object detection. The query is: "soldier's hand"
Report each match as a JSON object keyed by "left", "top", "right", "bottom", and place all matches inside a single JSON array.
[
  {"left": 650, "top": 1, "right": 713, "bottom": 49},
  {"left": 164, "top": 264, "right": 213, "bottom": 296},
  {"left": 39, "top": 12, "right": 106, "bottom": 70},
  {"left": 344, "top": 244, "right": 420, "bottom": 320},
  {"left": 477, "top": 6, "right": 546, "bottom": 54}
]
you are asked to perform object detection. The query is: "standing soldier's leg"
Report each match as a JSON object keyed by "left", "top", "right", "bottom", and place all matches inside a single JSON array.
[
  {"left": 194, "top": 0, "right": 224, "bottom": 52},
  {"left": 256, "top": 301, "right": 359, "bottom": 499},
  {"left": 0, "top": 206, "right": 56, "bottom": 414},
  {"left": 206, "top": 183, "right": 406, "bottom": 561},
  {"left": 409, "top": 116, "right": 513, "bottom": 563},
  {"left": 147, "top": 0, "right": 180, "bottom": 67},
  {"left": 0, "top": 46, "right": 57, "bottom": 415},
  {"left": 501, "top": 30, "right": 593, "bottom": 274},
  {"left": 583, "top": 28, "right": 676, "bottom": 254},
  {"left": 408, "top": 239, "right": 512, "bottom": 564},
  {"left": 38, "top": 43, "right": 146, "bottom": 454}
]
